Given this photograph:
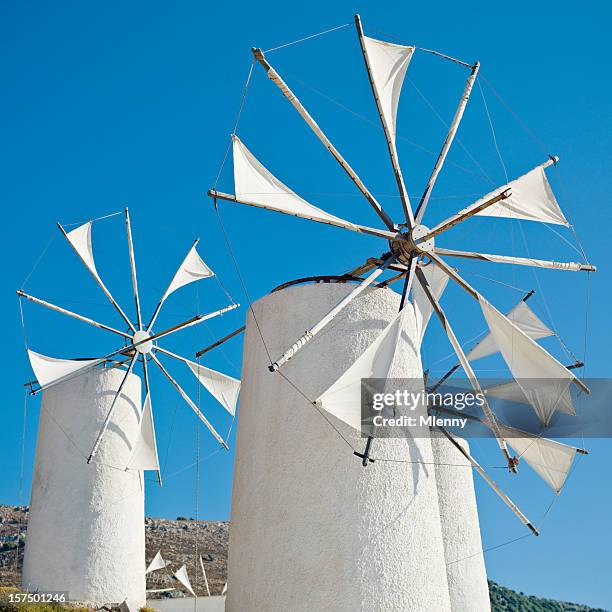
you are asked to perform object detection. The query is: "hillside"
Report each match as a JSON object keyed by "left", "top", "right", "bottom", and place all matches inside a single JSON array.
[{"left": 0, "top": 506, "right": 606, "bottom": 610}]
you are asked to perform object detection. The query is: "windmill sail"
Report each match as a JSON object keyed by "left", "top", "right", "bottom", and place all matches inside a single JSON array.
[
  {"left": 233, "top": 136, "right": 357, "bottom": 228},
  {"left": 485, "top": 380, "right": 575, "bottom": 416},
  {"left": 145, "top": 550, "right": 166, "bottom": 574},
  {"left": 126, "top": 394, "right": 160, "bottom": 471},
  {"left": 467, "top": 299, "right": 553, "bottom": 361},
  {"left": 27, "top": 349, "right": 99, "bottom": 388},
  {"left": 64, "top": 222, "right": 103, "bottom": 281},
  {"left": 174, "top": 565, "right": 195, "bottom": 596},
  {"left": 412, "top": 264, "right": 449, "bottom": 346},
  {"left": 187, "top": 362, "right": 241, "bottom": 416},
  {"left": 498, "top": 425, "right": 581, "bottom": 493},
  {"left": 478, "top": 297, "right": 579, "bottom": 425},
  {"left": 361, "top": 36, "right": 415, "bottom": 149},
  {"left": 316, "top": 307, "right": 410, "bottom": 430},
  {"left": 458, "top": 162, "right": 569, "bottom": 226},
  {"left": 162, "top": 244, "right": 214, "bottom": 302}
]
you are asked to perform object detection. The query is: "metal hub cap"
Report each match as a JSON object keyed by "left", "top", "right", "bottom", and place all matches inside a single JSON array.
[
  {"left": 132, "top": 330, "right": 154, "bottom": 354},
  {"left": 390, "top": 224, "right": 435, "bottom": 263}
]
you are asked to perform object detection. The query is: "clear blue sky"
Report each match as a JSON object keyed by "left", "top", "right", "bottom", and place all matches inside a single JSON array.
[{"left": 1, "top": 1, "right": 611, "bottom": 609}]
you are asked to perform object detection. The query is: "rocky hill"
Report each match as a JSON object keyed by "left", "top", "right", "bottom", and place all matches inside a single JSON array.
[{"left": 0, "top": 505, "right": 607, "bottom": 610}]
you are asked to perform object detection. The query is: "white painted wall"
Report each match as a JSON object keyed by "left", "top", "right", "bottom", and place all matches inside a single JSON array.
[
  {"left": 227, "top": 283, "right": 453, "bottom": 612},
  {"left": 431, "top": 433, "right": 491, "bottom": 611},
  {"left": 22, "top": 367, "right": 145, "bottom": 609}
]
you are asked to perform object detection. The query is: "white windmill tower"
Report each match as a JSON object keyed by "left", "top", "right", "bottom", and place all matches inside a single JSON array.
[
  {"left": 17, "top": 209, "right": 241, "bottom": 609},
  {"left": 208, "top": 15, "right": 596, "bottom": 612}
]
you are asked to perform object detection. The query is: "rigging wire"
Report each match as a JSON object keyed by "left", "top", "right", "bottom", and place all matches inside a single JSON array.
[
  {"left": 264, "top": 22, "right": 352, "bottom": 54},
  {"left": 20, "top": 231, "right": 56, "bottom": 290},
  {"left": 282, "top": 68, "right": 477, "bottom": 177},
  {"left": 213, "top": 60, "right": 255, "bottom": 190},
  {"left": 62, "top": 210, "right": 124, "bottom": 228},
  {"left": 477, "top": 81, "right": 508, "bottom": 183},
  {"left": 407, "top": 78, "right": 496, "bottom": 187}
]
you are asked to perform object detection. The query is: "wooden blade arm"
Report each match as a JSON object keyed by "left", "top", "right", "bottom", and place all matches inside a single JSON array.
[
  {"left": 415, "top": 267, "right": 516, "bottom": 471},
  {"left": 150, "top": 353, "right": 228, "bottom": 449},
  {"left": 125, "top": 208, "right": 143, "bottom": 330},
  {"left": 141, "top": 356, "right": 162, "bottom": 486},
  {"left": 423, "top": 189, "right": 511, "bottom": 240},
  {"left": 269, "top": 255, "right": 397, "bottom": 371},
  {"left": 354, "top": 14, "right": 414, "bottom": 227},
  {"left": 437, "top": 426, "right": 539, "bottom": 535},
  {"left": 195, "top": 326, "right": 245, "bottom": 358},
  {"left": 16, "top": 290, "right": 131, "bottom": 339},
  {"left": 251, "top": 47, "right": 396, "bottom": 232},
  {"left": 58, "top": 222, "right": 135, "bottom": 332},
  {"left": 148, "top": 238, "right": 200, "bottom": 331},
  {"left": 415, "top": 62, "right": 480, "bottom": 224},
  {"left": 434, "top": 247, "right": 596, "bottom": 272},
  {"left": 209, "top": 190, "right": 396, "bottom": 241},
  {"left": 87, "top": 353, "right": 138, "bottom": 463}
]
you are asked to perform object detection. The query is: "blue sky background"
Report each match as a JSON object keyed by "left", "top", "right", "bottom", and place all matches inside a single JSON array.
[{"left": 1, "top": 0, "right": 610, "bottom": 608}]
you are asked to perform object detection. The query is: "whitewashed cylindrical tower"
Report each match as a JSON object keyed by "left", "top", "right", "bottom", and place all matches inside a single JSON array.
[
  {"left": 227, "top": 282, "right": 453, "bottom": 612},
  {"left": 431, "top": 433, "right": 491, "bottom": 611},
  {"left": 23, "top": 367, "right": 145, "bottom": 609}
]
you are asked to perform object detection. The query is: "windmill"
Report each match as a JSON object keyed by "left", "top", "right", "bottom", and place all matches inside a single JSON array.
[
  {"left": 17, "top": 208, "right": 241, "bottom": 482},
  {"left": 208, "top": 14, "right": 596, "bottom": 535}
]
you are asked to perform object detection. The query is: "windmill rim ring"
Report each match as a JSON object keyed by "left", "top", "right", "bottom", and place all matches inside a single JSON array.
[{"left": 271, "top": 275, "right": 377, "bottom": 293}]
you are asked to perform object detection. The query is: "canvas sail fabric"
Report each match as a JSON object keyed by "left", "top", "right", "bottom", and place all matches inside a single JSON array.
[
  {"left": 162, "top": 244, "right": 214, "bottom": 302},
  {"left": 467, "top": 300, "right": 553, "bottom": 362},
  {"left": 412, "top": 264, "right": 449, "bottom": 347},
  {"left": 174, "top": 565, "right": 195, "bottom": 596},
  {"left": 126, "top": 394, "right": 160, "bottom": 471},
  {"left": 187, "top": 362, "right": 241, "bottom": 416},
  {"left": 498, "top": 425, "right": 579, "bottom": 493},
  {"left": 485, "top": 380, "right": 575, "bottom": 416},
  {"left": 362, "top": 36, "right": 415, "bottom": 147},
  {"left": 316, "top": 307, "right": 410, "bottom": 430},
  {"left": 145, "top": 550, "right": 166, "bottom": 574},
  {"left": 458, "top": 164, "right": 569, "bottom": 226},
  {"left": 27, "top": 349, "right": 99, "bottom": 388},
  {"left": 478, "top": 297, "right": 578, "bottom": 425},
  {"left": 233, "top": 136, "right": 357, "bottom": 228},
  {"left": 65, "top": 222, "right": 103, "bottom": 281}
]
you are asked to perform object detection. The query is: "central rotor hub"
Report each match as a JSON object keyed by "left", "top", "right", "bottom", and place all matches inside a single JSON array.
[
  {"left": 132, "top": 329, "right": 154, "bottom": 354},
  {"left": 389, "top": 224, "right": 435, "bottom": 263}
]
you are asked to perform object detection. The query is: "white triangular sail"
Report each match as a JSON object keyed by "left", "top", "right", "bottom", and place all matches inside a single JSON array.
[
  {"left": 412, "top": 264, "right": 449, "bottom": 347},
  {"left": 362, "top": 36, "right": 415, "bottom": 147},
  {"left": 162, "top": 244, "right": 214, "bottom": 303},
  {"left": 478, "top": 297, "right": 578, "bottom": 425},
  {"left": 65, "top": 221, "right": 102, "bottom": 279},
  {"left": 458, "top": 164, "right": 569, "bottom": 226},
  {"left": 467, "top": 299, "right": 553, "bottom": 362},
  {"left": 233, "top": 136, "right": 357, "bottom": 228},
  {"left": 187, "top": 362, "right": 241, "bottom": 416},
  {"left": 316, "top": 308, "right": 410, "bottom": 430},
  {"left": 145, "top": 550, "right": 166, "bottom": 575},
  {"left": 27, "top": 349, "right": 99, "bottom": 388},
  {"left": 221, "top": 582, "right": 227, "bottom": 595},
  {"left": 485, "top": 380, "right": 575, "bottom": 416},
  {"left": 126, "top": 394, "right": 160, "bottom": 471},
  {"left": 174, "top": 565, "right": 195, "bottom": 596},
  {"left": 498, "top": 425, "right": 580, "bottom": 493}
]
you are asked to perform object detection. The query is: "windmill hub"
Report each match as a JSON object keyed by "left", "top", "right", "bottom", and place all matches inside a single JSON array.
[
  {"left": 390, "top": 224, "right": 435, "bottom": 263},
  {"left": 132, "top": 330, "right": 154, "bottom": 354}
]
